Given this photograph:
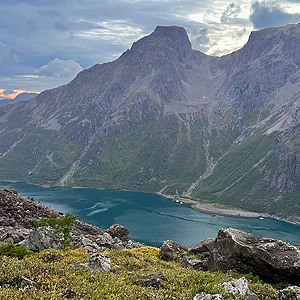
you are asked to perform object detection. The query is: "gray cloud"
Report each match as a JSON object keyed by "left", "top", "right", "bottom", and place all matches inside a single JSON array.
[
  {"left": 0, "top": 0, "right": 299, "bottom": 93},
  {"left": 221, "top": 3, "right": 241, "bottom": 23},
  {"left": 189, "top": 26, "right": 210, "bottom": 52},
  {"left": 250, "top": 1, "right": 300, "bottom": 29},
  {"left": 37, "top": 58, "right": 83, "bottom": 78}
]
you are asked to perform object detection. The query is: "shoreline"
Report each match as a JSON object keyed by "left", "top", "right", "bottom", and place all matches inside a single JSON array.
[
  {"left": 1, "top": 179, "right": 299, "bottom": 226},
  {"left": 158, "top": 193, "right": 300, "bottom": 226}
]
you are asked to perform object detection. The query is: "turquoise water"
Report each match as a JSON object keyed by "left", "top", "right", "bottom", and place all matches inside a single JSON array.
[{"left": 1, "top": 181, "right": 299, "bottom": 247}]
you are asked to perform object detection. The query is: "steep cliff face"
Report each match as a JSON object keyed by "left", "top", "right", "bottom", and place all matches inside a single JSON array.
[{"left": 0, "top": 24, "right": 300, "bottom": 217}]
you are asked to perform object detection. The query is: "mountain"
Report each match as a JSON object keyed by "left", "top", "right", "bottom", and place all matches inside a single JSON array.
[
  {"left": 0, "top": 24, "right": 300, "bottom": 218},
  {"left": 0, "top": 92, "right": 38, "bottom": 107}
]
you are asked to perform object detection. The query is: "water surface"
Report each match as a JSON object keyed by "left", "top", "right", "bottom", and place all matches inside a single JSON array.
[{"left": 1, "top": 181, "right": 299, "bottom": 247}]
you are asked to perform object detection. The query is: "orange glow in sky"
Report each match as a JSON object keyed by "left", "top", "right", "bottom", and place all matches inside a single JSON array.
[{"left": 0, "top": 89, "right": 40, "bottom": 99}]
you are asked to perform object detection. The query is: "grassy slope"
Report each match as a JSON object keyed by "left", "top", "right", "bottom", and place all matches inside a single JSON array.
[{"left": 0, "top": 246, "right": 277, "bottom": 300}]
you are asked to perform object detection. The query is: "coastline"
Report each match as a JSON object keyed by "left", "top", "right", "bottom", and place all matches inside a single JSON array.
[
  {"left": 1, "top": 179, "right": 299, "bottom": 226},
  {"left": 158, "top": 192, "right": 300, "bottom": 226}
]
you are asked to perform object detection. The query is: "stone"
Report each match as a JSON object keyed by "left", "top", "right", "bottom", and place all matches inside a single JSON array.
[
  {"left": 192, "top": 228, "right": 300, "bottom": 283},
  {"left": 17, "top": 276, "right": 41, "bottom": 290},
  {"left": 218, "top": 277, "right": 259, "bottom": 300},
  {"left": 193, "top": 293, "right": 228, "bottom": 300},
  {"left": 84, "top": 253, "right": 111, "bottom": 272},
  {"left": 140, "top": 274, "right": 166, "bottom": 289},
  {"left": 181, "top": 256, "right": 207, "bottom": 271},
  {"left": 105, "top": 224, "right": 129, "bottom": 242},
  {"left": 19, "top": 226, "right": 63, "bottom": 251},
  {"left": 275, "top": 286, "right": 300, "bottom": 300},
  {"left": 80, "top": 236, "right": 100, "bottom": 252},
  {"left": 159, "top": 240, "right": 188, "bottom": 261}
]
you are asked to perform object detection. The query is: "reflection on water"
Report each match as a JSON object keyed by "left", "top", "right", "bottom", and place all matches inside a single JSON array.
[{"left": 1, "top": 181, "right": 299, "bottom": 248}]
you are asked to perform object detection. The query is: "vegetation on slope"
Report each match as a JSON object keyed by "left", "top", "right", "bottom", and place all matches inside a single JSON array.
[{"left": 0, "top": 245, "right": 278, "bottom": 300}]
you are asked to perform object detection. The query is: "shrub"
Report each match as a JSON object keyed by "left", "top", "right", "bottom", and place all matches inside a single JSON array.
[
  {"left": 0, "top": 243, "right": 33, "bottom": 259},
  {"left": 34, "top": 213, "right": 77, "bottom": 248}
]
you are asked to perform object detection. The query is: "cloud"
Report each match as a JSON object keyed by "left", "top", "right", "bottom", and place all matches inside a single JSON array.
[
  {"left": 189, "top": 26, "right": 210, "bottom": 52},
  {"left": 221, "top": 3, "right": 241, "bottom": 23},
  {"left": 37, "top": 58, "right": 83, "bottom": 78},
  {"left": 250, "top": 1, "right": 300, "bottom": 29}
]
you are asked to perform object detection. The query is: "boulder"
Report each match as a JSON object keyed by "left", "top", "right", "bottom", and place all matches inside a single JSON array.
[
  {"left": 19, "top": 226, "right": 63, "bottom": 251},
  {"left": 193, "top": 293, "right": 228, "bottom": 300},
  {"left": 105, "top": 224, "right": 129, "bottom": 242},
  {"left": 181, "top": 256, "right": 207, "bottom": 271},
  {"left": 140, "top": 274, "right": 166, "bottom": 289},
  {"left": 191, "top": 228, "right": 300, "bottom": 283},
  {"left": 82, "top": 253, "right": 111, "bottom": 272},
  {"left": 275, "top": 286, "right": 300, "bottom": 300},
  {"left": 218, "top": 277, "right": 259, "bottom": 300},
  {"left": 159, "top": 240, "right": 188, "bottom": 261}
]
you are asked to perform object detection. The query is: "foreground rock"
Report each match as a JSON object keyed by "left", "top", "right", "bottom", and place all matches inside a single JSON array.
[
  {"left": 275, "top": 286, "right": 300, "bottom": 300},
  {"left": 190, "top": 228, "right": 300, "bottom": 283},
  {"left": 159, "top": 240, "right": 188, "bottom": 261},
  {"left": 140, "top": 274, "right": 166, "bottom": 289},
  {"left": 218, "top": 277, "right": 259, "bottom": 300},
  {"left": 193, "top": 293, "right": 228, "bottom": 300},
  {"left": 81, "top": 253, "right": 111, "bottom": 272},
  {"left": 19, "top": 226, "right": 63, "bottom": 251}
]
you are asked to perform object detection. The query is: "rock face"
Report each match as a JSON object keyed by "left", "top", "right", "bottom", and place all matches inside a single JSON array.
[
  {"left": 190, "top": 228, "right": 300, "bottom": 283},
  {"left": 0, "top": 24, "right": 300, "bottom": 217},
  {"left": 19, "top": 226, "right": 63, "bottom": 251},
  {"left": 159, "top": 240, "right": 188, "bottom": 261}
]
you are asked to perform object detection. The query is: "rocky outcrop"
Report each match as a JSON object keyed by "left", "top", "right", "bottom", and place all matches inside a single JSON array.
[
  {"left": 190, "top": 228, "right": 300, "bottom": 284},
  {"left": 0, "top": 186, "right": 142, "bottom": 252},
  {"left": 19, "top": 226, "right": 63, "bottom": 251},
  {"left": 159, "top": 240, "right": 188, "bottom": 261}
]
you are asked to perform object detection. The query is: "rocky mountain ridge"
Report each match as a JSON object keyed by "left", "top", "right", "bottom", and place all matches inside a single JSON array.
[{"left": 0, "top": 24, "right": 300, "bottom": 217}]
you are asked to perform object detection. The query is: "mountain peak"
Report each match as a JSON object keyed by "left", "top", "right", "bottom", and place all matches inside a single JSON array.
[{"left": 128, "top": 25, "right": 192, "bottom": 59}]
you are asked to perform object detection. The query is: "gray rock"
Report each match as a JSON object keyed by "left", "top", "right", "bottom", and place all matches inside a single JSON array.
[
  {"left": 275, "top": 286, "right": 300, "bottom": 300},
  {"left": 159, "top": 240, "right": 188, "bottom": 261},
  {"left": 19, "top": 226, "right": 63, "bottom": 251},
  {"left": 140, "top": 274, "right": 166, "bottom": 289},
  {"left": 193, "top": 293, "right": 228, "bottom": 300},
  {"left": 192, "top": 228, "right": 300, "bottom": 283},
  {"left": 181, "top": 256, "right": 207, "bottom": 271},
  {"left": 80, "top": 236, "right": 101, "bottom": 252},
  {"left": 83, "top": 253, "right": 111, "bottom": 272},
  {"left": 218, "top": 277, "right": 259, "bottom": 300},
  {"left": 105, "top": 224, "right": 129, "bottom": 242}
]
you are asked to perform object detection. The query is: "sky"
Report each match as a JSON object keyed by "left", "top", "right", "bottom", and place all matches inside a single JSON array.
[{"left": 0, "top": 0, "right": 299, "bottom": 99}]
